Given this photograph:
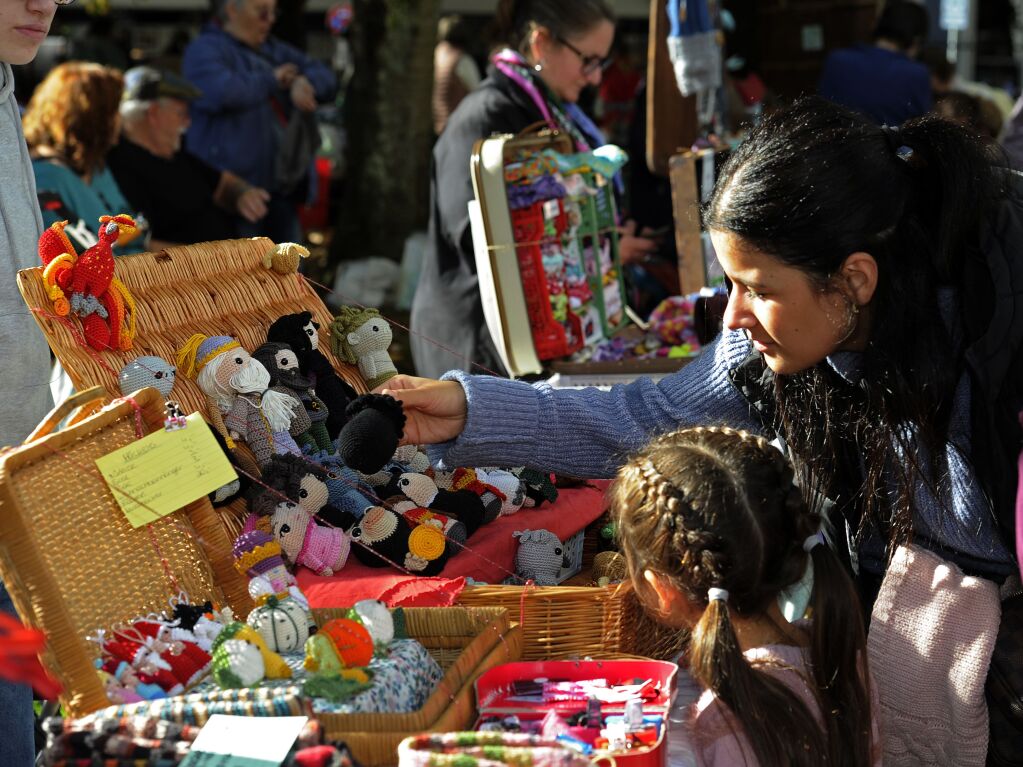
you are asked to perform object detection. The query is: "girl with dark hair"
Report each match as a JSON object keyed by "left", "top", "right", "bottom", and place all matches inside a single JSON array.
[
  {"left": 411, "top": 0, "right": 660, "bottom": 378},
  {"left": 611, "top": 426, "right": 878, "bottom": 766},
  {"left": 388, "top": 96, "right": 1023, "bottom": 593}
]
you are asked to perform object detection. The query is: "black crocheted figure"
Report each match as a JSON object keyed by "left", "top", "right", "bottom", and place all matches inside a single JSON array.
[
  {"left": 267, "top": 311, "right": 359, "bottom": 440},
  {"left": 336, "top": 394, "right": 407, "bottom": 475}
]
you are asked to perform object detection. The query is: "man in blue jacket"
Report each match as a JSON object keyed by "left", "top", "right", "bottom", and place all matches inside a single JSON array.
[
  {"left": 818, "top": 1, "right": 931, "bottom": 126},
  {"left": 183, "top": 0, "right": 336, "bottom": 243}
]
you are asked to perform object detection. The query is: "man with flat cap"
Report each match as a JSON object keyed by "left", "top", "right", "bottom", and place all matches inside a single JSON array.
[{"left": 108, "top": 66, "right": 271, "bottom": 247}]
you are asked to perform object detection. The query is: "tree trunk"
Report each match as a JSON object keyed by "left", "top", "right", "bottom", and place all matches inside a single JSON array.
[{"left": 332, "top": 0, "right": 440, "bottom": 265}]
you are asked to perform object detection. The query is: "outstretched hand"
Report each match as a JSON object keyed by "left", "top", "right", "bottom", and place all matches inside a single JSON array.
[{"left": 375, "top": 374, "right": 467, "bottom": 446}]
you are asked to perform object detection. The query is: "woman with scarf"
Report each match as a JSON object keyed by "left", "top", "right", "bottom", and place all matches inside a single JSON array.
[{"left": 410, "top": 0, "right": 656, "bottom": 378}]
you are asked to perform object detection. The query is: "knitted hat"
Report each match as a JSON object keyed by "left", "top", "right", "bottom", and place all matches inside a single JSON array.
[
  {"left": 233, "top": 530, "right": 287, "bottom": 577},
  {"left": 176, "top": 333, "right": 241, "bottom": 380}
]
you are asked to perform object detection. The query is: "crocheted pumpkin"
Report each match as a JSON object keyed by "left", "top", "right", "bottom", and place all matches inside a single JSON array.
[
  {"left": 246, "top": 595, "right": 310, "bottom": 654},
  {"left": 304, "top": 618, "right": 374, "bottom": 673}
]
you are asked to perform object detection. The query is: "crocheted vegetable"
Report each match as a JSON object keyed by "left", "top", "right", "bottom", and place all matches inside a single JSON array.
[
  {"left": 513, "top": 529, "right": 570, "bottom": 586},
  {"left": 210, "top": 622, "right": 291, "bottom": 689},
  {"left": 304, "top": 618, "right": 374, "bottom": 673},
  {"left": 395, "top": 472, "right": 487, "bottom": 536},
  {"left": 337, "top": 394, "right": 407, "bottom": 475},
  {"left": 118, "top": 356, "right": 176, "bottom": 398},
  {"left": 247, "top": 595, "right": 310, "bottom": 654},
  {"left": 351, "top": 599, "right": 394, "bottom": 646},
  {"left": 263, "top": 242, "right": 309, "bottom": 275},
  {"left": 330, "top": 306, "right": 398, "bottom": 390},
  {"left": 37, "top": 215, "right": 137, "bottom": 351},
  {"left": 253, "top": 342, "right": 331, "bottom": 453},
  {"left": 268, "top": 312, "right": 359, "bottom": 439},
  {"left": 177, "top": 334, "right": 303, "bottom": 469}
]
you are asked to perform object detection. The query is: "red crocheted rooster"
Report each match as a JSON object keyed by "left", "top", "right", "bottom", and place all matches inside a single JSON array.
[{"left": 38, "top": 214, "right": 137, "bottom": 351}]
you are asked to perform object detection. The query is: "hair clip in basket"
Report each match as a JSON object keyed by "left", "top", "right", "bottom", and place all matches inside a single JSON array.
[{"left": 164, "top": 401, "right": 187, "bottom": 431}]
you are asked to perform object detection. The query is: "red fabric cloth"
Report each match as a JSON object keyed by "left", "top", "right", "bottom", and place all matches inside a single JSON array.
[{"left": 297, "top": 483, "right": 609, "bottom": 608}]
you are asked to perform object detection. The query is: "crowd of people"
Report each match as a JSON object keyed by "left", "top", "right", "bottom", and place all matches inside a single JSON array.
[{"left": 1, "top": 0, "right": 1023, "bottom": 764}]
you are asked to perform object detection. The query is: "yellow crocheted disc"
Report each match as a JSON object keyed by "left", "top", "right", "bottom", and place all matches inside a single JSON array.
[{"left": 408, "top": 524, "right": 446, "bottom": 561}]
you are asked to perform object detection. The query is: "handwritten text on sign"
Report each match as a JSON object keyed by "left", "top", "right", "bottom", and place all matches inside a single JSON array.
[{"left": 95, "top": 413, "right": 237, "bottom": 527}]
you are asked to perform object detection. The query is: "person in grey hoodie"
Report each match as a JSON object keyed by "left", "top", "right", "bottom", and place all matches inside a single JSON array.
[{"left": 1, "top": 0, "right": 65, "bottom": 763}]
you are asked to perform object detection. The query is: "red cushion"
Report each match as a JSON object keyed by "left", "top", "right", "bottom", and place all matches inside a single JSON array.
[{"left": 297, "top": 483, "right": 609, "bottom": 608}]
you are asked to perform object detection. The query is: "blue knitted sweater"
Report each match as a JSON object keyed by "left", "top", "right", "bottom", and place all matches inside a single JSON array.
[{"left": 437, "top": 329, "right": 1013, "bottom": 578}]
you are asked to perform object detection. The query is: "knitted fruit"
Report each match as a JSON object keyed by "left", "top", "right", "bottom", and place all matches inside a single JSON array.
[
  {"left": 304, "top": 618, "right": 374, "bottom": 673},
  {"left": 246, "top": 595, "right": 310, "bottom": 654}
]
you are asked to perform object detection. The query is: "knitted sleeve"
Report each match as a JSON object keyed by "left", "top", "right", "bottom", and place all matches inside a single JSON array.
[{"left": 434, "top": 330, "right": 766, "bottom": 478}]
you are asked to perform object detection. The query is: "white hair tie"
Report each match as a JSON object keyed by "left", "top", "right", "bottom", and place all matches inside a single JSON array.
[
  {"left": 803, "top": 532, "right": 824, "bottom": 552},
  {"left": 707, "top": 587, "right": 729, "bottom": 604}
]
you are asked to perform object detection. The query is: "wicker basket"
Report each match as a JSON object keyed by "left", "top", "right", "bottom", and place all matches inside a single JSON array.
[
  {"left": 0, "top": 387, "right": 234, "bottom": 718},
  {"left": 310, "top": 606, "right": 522, "bottom": 767},
  {"left": 17, "top": 238, "right": 368, "bottom": 616}
]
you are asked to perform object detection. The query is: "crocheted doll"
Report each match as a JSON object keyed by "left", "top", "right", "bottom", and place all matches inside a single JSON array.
[
  {"left": 272, "top": 502, "right": 352, "bottom": 577},
  {"left": 338, "top": 505, "right": 449, "bottom": 575},
  {"left": 514, "top": 468, "right": 559, "bottom": 507},
  {"left": 430, "top": 468, "right": 504, "bottom": 524},
  {"left": 394, "top": 472, "right": 487, "bottom": 536},
  {"left": 253, "top": 342, "right": 331, "bottom": 453},
  {"left": 268, "top": 312, "right": 359, "bottom": 440},
  {"left": 118, "top": 356, "right": 176, "bottom": 398},
  {"left": 358, "top": 443, "right": 431, "bottom": 488},
  {"left": 318, "top": 453, "right": 381, "bottom": 519},
  {"left": 476, "top": 468, "right": 527, "bottom": 516},
  {"left": 254, "top": 454, "right": 357, "bottom": 529},
  {"left": 232, "top": 529, "right": 311, "bottom": 611},
  {"left": 330, "top": 306, "right": 398, "bottom": 390},
  {"left": 337, "top": 394, "right": 406, "bottom": 475},
  {"left": 177, "top": 334, "right": 303, "bottom": 469},
  {"left": 513, "top": 529, "right": 571, "bottom": 586},
  {"left": 248, "top": 343, "right": 311, "bottom": 448},
  {"left": 387, "top": 495, "right": 467, "bottom": 547},
  {"left": 37, "top": 215, "right": 137, "bottom": 351}
]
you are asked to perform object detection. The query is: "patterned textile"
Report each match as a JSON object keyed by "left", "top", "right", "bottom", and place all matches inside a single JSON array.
[{"left": 397, "top": 732, "right": 590, "bottom": 767}]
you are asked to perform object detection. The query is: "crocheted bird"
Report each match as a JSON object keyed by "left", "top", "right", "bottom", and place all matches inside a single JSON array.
[{"left": 37, "top": 215, "right": 137, "bottom": 351}]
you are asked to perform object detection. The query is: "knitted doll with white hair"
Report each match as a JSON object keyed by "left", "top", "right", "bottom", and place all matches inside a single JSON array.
[{"left": 177, "top": 334, "right": 304, "bottom": 469}]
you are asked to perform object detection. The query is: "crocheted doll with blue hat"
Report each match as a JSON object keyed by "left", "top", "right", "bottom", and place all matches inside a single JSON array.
[{"left": 177, "top": 334, "right": 304, "bottom": 469}]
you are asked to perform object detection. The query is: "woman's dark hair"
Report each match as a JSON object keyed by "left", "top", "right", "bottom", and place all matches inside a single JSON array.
[
  {"left": 704, "top": 96, "right": 1005, "bottom": 558},
  {"left": 494, "top": 0, "right": 614, "bottom": 54},
  {"left": 23, "top": 62, "right": 124, "bottom": 176},
  {"left": 612, "top": 427, "right": 874, "bottom": 767}
]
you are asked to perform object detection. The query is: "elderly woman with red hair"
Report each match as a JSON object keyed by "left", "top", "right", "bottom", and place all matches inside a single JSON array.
[{"left": 23, "top": 61, "right": 146, "bottom": 254}]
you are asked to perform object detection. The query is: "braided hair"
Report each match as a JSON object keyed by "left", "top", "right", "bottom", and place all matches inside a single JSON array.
[{"left": 611, "top": 426, "right": 873, "bottom": 767}]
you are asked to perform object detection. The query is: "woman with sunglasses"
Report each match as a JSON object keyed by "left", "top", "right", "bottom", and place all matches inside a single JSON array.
[
  {"left": 411, "top": 0, "right": 658, "bottom": 378},
  {"left": 182, "top": 0, "right": 336, "bottom": 244}
]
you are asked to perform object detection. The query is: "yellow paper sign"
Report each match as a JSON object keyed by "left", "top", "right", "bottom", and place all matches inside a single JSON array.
[{"left": 96, "top": 413, "right": 238, "bottom": 528}]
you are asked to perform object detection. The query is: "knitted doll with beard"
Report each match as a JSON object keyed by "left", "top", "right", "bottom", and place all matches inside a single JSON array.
[
  {"left": 268, "top": 312, "right": 359, "bottom": 440},
  {"left": 177, "top": 334, "right": 304, "bottom": 469},
  {"left": 253, "top": 342, "right": 331, "bottom": 453}
]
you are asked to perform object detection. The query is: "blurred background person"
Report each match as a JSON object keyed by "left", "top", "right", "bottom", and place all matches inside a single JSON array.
[
  {"left": 432, "top": 13, "right": 481, "bottom": 136},
  {"left": 183, "top": 0, "right": 337, "bottom": 244},
  {"left": 411, "top": 0, "right": 664, "bottom": 378},
  {"left": 22, "top": 61, "right": 147, "bottom": 254},
  {"left": 932, "top": 90, "right": 1003, "bottom": 142},
  {"left": 108, "top": 66, "right": 271, "bottom": 248},
  {"left": 817, "top": 0, "right": 930, "bottom": 125}
]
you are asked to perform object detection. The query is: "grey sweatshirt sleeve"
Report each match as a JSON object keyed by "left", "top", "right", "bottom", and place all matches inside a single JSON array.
[{"left": 434, "top": 330, "right": 768, "bottom": 477}]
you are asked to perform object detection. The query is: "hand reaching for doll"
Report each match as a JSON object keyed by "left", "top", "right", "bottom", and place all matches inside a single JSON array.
[{"left": 376, "top": 375, "right": 467, "bottom": 445}]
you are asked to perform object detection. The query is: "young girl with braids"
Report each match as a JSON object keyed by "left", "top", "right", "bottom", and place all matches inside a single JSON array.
[{"left": 611, "top": 426, "right": 880, "bottom": 767}]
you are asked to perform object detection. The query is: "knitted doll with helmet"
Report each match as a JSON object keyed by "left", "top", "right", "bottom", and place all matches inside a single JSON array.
[
  {"left": 336, "top": 506, "right": 450, "bottom": 576},
  {"left": 176, "top": 334, "right": 304, "bottom": 469},
  {"left": 267, "top": 312, "right": 359, "bottom": 440},
  {"left": 253, "top": 341, "right": 331, "bottom": 454},
  {"left": 330, "top": 306, "right": 398, "bottom": 391}
]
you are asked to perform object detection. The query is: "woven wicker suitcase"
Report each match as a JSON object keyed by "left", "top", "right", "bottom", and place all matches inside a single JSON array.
[{"left": 0, "top": 386, "right": 235, "bottom": 717}]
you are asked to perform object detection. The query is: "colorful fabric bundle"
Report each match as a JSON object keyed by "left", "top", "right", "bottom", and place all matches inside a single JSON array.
[{"left": 397, "top": 732, "right": 590, "bottom": 767}]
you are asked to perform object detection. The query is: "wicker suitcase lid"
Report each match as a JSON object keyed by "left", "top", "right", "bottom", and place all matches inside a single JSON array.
[{"left": 17, "top": 237, "right": 365, "bottom": 420}]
